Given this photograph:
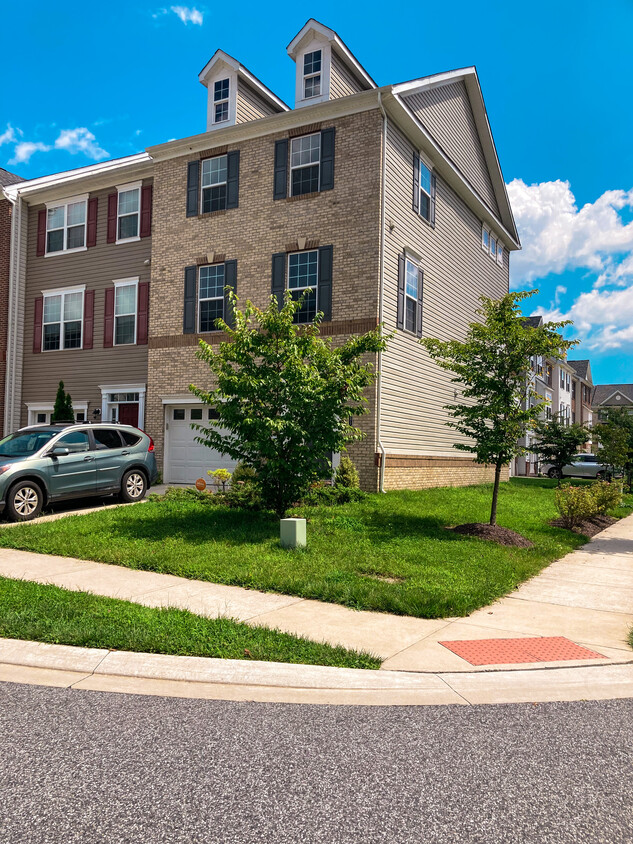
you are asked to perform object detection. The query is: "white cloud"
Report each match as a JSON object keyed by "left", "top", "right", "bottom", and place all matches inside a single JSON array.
[
  {"left": 54, "top": 127, "right": 109, "bottom": 160},
  {"left": 9, "top": 141, "right": 51, "bottom": 164},
  {"left": 507, "top": 179, "right": 633, "bottom": 288},
  {"left": 537, "top": 283, "right": 633, "bottom": 351},
  {"left": 170, "top": 5, "right": 203, "bottom": 24},
  {"left": 0, "top": 125, "right": 17, "bottom": 146}
]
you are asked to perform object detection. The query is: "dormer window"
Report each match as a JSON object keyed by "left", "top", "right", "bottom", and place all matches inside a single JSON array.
[
  {"left": 303, "top": 50, "right": 322, "bottom": 98},
  {"left": 214, "top": 79, "right": 230, "bottom": 123}
]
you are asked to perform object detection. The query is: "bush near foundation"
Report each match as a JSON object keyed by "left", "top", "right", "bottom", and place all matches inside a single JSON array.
[
  {"left": 555, "top": 484, "right": 598, "bottom": 528},
  {"left": 590, "top": 480, "right": 623, "bottom": 515}
]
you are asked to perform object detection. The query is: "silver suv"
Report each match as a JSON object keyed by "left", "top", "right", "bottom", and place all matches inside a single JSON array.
[{"left": 542, "top": 454, "right": 607, "bottom": 480}]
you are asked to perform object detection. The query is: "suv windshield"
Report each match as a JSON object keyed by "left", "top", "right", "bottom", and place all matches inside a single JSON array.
[{"left": 0, "top": 430, "right": 58, "bottom": 458}]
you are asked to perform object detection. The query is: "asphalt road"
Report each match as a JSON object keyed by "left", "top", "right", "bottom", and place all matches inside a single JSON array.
[{"left": 0, "top": 682, "right": 631, "bottom": 844}]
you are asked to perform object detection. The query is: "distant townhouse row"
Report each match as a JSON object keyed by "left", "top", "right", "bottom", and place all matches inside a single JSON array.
[{"left": 1, "top": 19, "right": 521, "bottom": 492}]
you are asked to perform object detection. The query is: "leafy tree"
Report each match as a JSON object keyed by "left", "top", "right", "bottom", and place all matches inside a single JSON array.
[
  {"left": 593, "top": 407, "right": 633, "bottom": 486},
  {"left": 529, "top": 416, "right": 591, "bottom": 480},
  {"left": 420, "top": 291, "right": 577, "bottom": 526},
  {"left": 190, "top": 291, "right": 387, "bottom": 518},
  {"left": 51, "top": 381, "right": 74, "bottom": 423}
]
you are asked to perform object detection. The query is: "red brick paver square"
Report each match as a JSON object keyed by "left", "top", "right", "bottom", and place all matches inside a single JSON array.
[{"left": 438, "top": 636, "right": 607, "bottom": 666}]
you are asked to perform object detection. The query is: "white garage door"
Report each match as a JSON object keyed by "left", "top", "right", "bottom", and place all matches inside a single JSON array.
[{"left": 165, "top": 404, "right": 238, "bottom": 484}]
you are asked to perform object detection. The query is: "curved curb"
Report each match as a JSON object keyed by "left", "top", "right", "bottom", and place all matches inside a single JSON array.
[{"left": 2, "top": 638, "right": 633, "bottom": 707}]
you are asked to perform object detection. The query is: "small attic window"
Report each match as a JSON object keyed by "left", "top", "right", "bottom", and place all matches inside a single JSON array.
[
  {"left": 303, "top": 50, "right": 322, "bottom": 98},
  {"left": 213, "top": 79, "right": 230, "bottom": 123}
]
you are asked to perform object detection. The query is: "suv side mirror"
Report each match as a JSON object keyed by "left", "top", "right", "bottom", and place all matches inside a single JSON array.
[{"left": 50, "top": 446, "right": 70, "bottom": 457}]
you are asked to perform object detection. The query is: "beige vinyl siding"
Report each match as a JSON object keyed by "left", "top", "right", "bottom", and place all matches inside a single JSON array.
[
  {"left": 236, "top": 81, "right": 278, "bottom": 123},
  {"left": 20, "top": 183, "right": 151, "bottom": 426},
  {"left": 402, "top": 80, "right": 499, "bottom": 215},
  {"left": 329, "top": 53, "right": 366, "bottom": 99},
  {"left": 379, "top": 121, "right": 508, "bottom": 456}
]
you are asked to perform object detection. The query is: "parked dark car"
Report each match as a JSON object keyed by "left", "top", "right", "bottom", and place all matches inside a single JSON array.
[{"left": 0, "top": 423, "right": 158, "bottom": 521}]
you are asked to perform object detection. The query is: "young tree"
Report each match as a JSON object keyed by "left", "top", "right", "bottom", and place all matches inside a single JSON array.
[
  {"left": 420, "top": 291, "right": 577, "bottom": 526},
  {"left": 530, "top": 416, "right": 591, "bottom": 480},
  {"left": 190, "top": 291, "right": 387, "bottom": 518},
  {"left": 51, "top": 381, "right": 74, "bottom": 423},
  {"left": 593, "top": 407, "right": 633, "bottom": 486}
]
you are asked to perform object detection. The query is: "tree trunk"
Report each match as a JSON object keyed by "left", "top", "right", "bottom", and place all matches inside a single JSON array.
[{"left": 489, "top": 462, "right": 503, "bottom": 526}]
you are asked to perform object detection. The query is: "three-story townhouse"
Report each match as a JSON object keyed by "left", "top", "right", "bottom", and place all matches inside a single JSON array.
[
  {"left": 3, "top": 155, "right": 154, "bottom": 432},
  {"left": 145, "top": 19, "right": 520, "bottom": 489}
]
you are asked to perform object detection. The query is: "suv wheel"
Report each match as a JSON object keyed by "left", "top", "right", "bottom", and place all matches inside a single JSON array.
[
  {"left": 548, "top": 467, "right": 563, "bottom": 480},
  {"left": 120, "top": 470, "right": 147, "bottom": 503},
  {"left": 6, "top": 480, "right": 44, "bottom": 522}
]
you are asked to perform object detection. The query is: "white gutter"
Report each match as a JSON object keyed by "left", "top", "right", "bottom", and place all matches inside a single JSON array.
[{"left": 376, "top": 92, "right": 388, "bottom": 493}]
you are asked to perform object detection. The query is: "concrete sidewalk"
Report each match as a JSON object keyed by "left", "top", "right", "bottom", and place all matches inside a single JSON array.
[{"left": 0, "top": 514, "right": 631, "bottom": 675}]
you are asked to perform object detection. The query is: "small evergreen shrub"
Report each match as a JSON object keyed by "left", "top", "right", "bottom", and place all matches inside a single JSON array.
[
  {"left": 334, "top": 456, "right": 360, "bottom": 489},
  {"left": 231, "top": 462, "right": 258, "bottom": 486},
  {"left": 208, "top": 467, "right": 232, "bottom": 492},
  {"left": 303, "top": 482, "right": 366, "bottom": 507},
  {"left": 555, "top": 484, "right": 598, "bottom": 528},
  {"left": 589, "top": 480, "right": 623, "bottom": 515}
]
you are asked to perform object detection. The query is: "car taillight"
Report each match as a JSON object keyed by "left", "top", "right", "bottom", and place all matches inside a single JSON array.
[{"left": 147, "top": 436, "right": 155, "bottom": 452}]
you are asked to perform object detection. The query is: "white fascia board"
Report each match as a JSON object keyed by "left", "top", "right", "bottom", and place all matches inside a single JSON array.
[
  {"left": 4, "top": 153, "right": 153, "bottom": 205},
  {"left": 392, "top": 67, "right": 477, "bottom": 96},
  {"left": 385, "top": 91, "right": 521, "bottom": 249},
  {"left": 287, "top": 18, "right": 375, "bottom": 89}
]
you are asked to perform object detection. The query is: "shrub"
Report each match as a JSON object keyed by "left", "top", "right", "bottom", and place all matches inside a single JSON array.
[
  {"left": 334, "top": 456, "right": 360, "bottom": 489},
  {"left": 554, "top": 483, "right": 598, "bottom": 528},
  {"left": 218, "top": 482, "right": 262, "bottom": 510},
  {"left": 149, "top": 487, "right": 218, "bottom": 506},
  {"left": 208, "top": 468, "right": 232, "bottom": 492},
  {"left": 303, "top": 482, "right": 366, "bottom": 507},
  {"left": 231, "top": 462, "right": 258, "bottom": 487},
  {"left": 590, "top": 480, "right": 623, "bottom": 515}
]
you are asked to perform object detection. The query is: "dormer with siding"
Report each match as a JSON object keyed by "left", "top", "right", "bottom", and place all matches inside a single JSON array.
[
  {"left": 198, "top": 50, "right": 289, "bottom": 132},
  {"left": 286, "top": 19, "right": 375, "bottom": 108}
]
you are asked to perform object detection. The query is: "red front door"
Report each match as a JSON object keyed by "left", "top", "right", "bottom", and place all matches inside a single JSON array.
[{"left": 118, "top": 403, "right": 139, "bottom": 427}]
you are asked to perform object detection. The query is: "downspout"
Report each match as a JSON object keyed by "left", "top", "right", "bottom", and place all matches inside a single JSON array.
[
  {"left": 376, "top": 92, "right": 388, "bottom": 493},
  {"left": 3, "top": 191, "right": 23, "bottom": 436}
]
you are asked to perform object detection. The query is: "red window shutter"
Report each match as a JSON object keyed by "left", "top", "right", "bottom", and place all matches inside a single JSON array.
[
  {"left": 139, "top": 185, "right": 152, "bottom": 238},
  {"left": 106, "top": 193, "right": 117, "bottom": 243},
  {"left": 36, "top": 210, "right": 46, "bottom": 257},
  {"left": 33, "top": 296, "right": 43, "bottom": 353},
  {"left": 104, "top": 287, "right": 115, "bottom": 347},
  {"left": 137, "top": 281, "right": 149, "bottom": 344},
  {"left": 87, "top": 198, "right": 98, "bottom": 247},
  {"left": 83, "top": 290, "right": 95, "bottom": 349}
]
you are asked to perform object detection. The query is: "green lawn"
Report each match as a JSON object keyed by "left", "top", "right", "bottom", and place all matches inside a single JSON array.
[
  {"left": 0, "top": 478, "right": 630, "bottom": 619},
  {"left": 0, "top": 577, "right": 379, "bottom": 669}
]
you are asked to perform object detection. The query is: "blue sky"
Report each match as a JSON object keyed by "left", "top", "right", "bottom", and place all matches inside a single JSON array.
[{"left": 2, "top": 0, "right": 632, "bottom": 385}]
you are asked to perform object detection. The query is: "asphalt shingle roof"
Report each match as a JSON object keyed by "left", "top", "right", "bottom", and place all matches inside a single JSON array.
[
  {"left": 0, "top": 168, "right": 23, "bottom": 188},
  {"left": 592, "top": 384, "right": 633, "bottom": 406},
  {"left": 568, "top": 360, "right": 590, "bottom": 379}
]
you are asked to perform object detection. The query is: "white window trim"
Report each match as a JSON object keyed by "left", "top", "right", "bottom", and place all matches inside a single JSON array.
[
  {"left": 497, "top": 242, "right": 504, "bottom": 266},
  {"left": 287, "top": 249, "right": 319, "bottom": 321},
  {"left": 205, "top": 68, "right": 237, "bottom": 130},
  {"left": 481, "top": 225, "right": 490, "bottom": 252},
  {"left": 26, "top": 401, "right": 89, "bottom": 426},
  {"left": 44, "top": 193, "right": 89, "bottom": 257},
  {"left": 404, "top": 256, "right": 420, "bottom": 335},
  {"left": 418, "top": 155, "right": 433, "bottom": 222},
  {"left": 197, "top": 264, "right": 225, "bottom": 333},
  {"left": 113, "top": 277, "right": 139, "bottom": 346},
  {"left": 41, "top": 285, "right": 86, "bottom": 352},
  {"left": 302, "top": 49, "right": 323, "bottom": 100},
  {"left": 212, "top": 78, "right": 231, "bottom": 125},
  {"left": 98, "top": 383, "right": 146, "bottom": 429},
  {"left": 290, "top": 132, "right": 321, "bottom": 197},
  {"left": 115, "top": 180, "right": 142, "bottom": 245},
  {"left": 200, "top": 154, "right": 228, "bottom": 214},
  {"left": 295, "top": 40, "right": 331, "bottom": 107}
]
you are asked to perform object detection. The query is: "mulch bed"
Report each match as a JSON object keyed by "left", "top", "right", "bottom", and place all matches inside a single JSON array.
[
  {"left": 549, "top": 515, "right": 616, "bottom": 537},
  {"left": 447, "top": 523, "right": 534, "bottom": 548}
]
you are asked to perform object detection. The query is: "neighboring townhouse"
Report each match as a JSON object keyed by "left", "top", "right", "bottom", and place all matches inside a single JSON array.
[
  {"left": 592, "top": 384, "right": 633, "bottom": 421},
  {"left": 3, "top": 154, "right": 154, "bottom": 433},
  {"left": 145, "top": 18, "right": 519, "bottom": 490},
  {"left": 1, "top": 168, "right": 24, "bottom": 438},
  {"left": 568, "top": 359, "right": 593, "bottom": 433}
]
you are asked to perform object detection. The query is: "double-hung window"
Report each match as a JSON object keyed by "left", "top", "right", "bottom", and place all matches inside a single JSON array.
[
  {"left": 213, "top": 79, "right": 230, "bottom": 124},
  {"left": 199, "top": 264, "right": 225, "bottom": 332},
  {"left": 405, "top": 258, "right": 420, "bottom": 333},
  {"left": 114, "top": 279, "right": 138, "bottom": 345},
  {"left": 288, "top": 251, "right": 318, "bottom": 323},
  {"left": 201, "top": 155, "right": 228, "bottom": 213},
  {"left": 419, "top": 161, "right": 432, "bottom": 221},
  {"left": 303, "top": 50, "right": 322, "bottom": 99},
  {"left": 46, "top": 197, "right": 87, "bottom": 255},
  {"left": 481, "top": 226, "right": 490, "bottom": 252},
  {"left": 117, "top": 183, "right": 141, "bottom": 241},
  {"left": 490, "top": 235, "right": 497, "bottom": 259},
  {"left": 290, "top": 133, "right": 321, "bottom": 196},
  {"left": 42, "top": 288, "right": 84, "bottom": 351}
]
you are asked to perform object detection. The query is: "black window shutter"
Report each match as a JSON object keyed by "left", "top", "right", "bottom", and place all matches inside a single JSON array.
[
  {"left": 317, "top": 245, "right": 333, "bottom": 321},
  {"left": 320, "top": 128, "right": 335, "bottom": 191},
  {"left": 183, "top": 265, "right": 197, "bottom": 333},
  {"left": 271, "top": 252, "right": 286, "bottom": 309},
  {"left": 226, "top": 151, "right": 240, "bottom": 210},
  {"left": 397, "top": 254, "right": 405, "bottom": 330},
  {"left": 430, "top": 174, "right": 437, "bottom": 226},
  {"left": 273, "top": 140, "right": 288, "bottom": 200},
  {"left": 223, "top": 259, "right": 237, "bottom": 329},
  {"left": 186, "top": 161, "right": 200, "bottom": 217},
  {"left": 416, "top": 268, "right": 424, "bottom": 338},
  {"left": 412, "top": 153, "right": 420, "bottom": 215}
]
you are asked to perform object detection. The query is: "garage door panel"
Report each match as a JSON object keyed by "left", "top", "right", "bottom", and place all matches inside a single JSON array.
[{"left": 166, "top": 405, "right": 239, "bottom": 484}]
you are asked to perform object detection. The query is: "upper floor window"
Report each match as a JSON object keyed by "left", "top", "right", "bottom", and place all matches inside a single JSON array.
[
  {"left": 397, "top": 254, "right": 423, "bottom": 336},
  {"left": 199, "top": 264, "right": 225, "bottom": 332},
  {"left": 497, "top": 243, "right": 504, "bottom": 266},
  {"left": 114, "top": 280, "right": 138, "bottom": 345},
  {"left": 560, "top": 369, "right": 565, "bottom": 388},
  {"left": 116, "top": 183, "right": 141, "bottom": 242},
  {"left": 214, "top": 79, "right": 230, "bottom": 123},
  {"left": 42, "top": 288, "right": 84, "bottom": 351},
  {"left": 481, "top": 226, "right": 490, "bottom": 252},
  {"left": 290, "top": 133, "right": 321, "bottom": 196},
  {"left": 490, "top": 235, "right": 497, "bottom": 259},
  {"left": 46, "top": 197, "right": 87, "bottom": 255},
  {"left": 288, "top": 251, "right": 318, "bottom": 323},
  {"left": 419, "top": 162, "right": 432, "bottom": 220},
  {"left": 303, "top": 50, "right": 322, "bottom": 98},
  {"left": 201, "top": 155, "right": 228, "bottom": 213}
]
